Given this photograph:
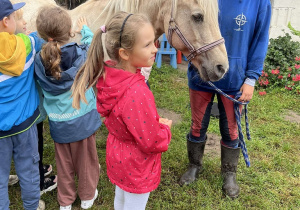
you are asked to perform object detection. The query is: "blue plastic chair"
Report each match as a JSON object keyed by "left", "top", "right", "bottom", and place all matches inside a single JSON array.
[{"left": 155, "top": 34, "right": 177, "bottom": 69}]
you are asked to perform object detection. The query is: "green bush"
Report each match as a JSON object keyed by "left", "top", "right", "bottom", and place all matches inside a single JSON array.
[
  {"left": 258, "top": 33, "right": 300, "bottom": 95},
  {"left": 264, "top": 33, "right": 300, "bottom": 70}
]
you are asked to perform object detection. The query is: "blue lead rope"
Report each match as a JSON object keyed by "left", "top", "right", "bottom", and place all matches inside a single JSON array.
[{"left": 207, "top": 81, "right": 251, "bottom": 167}]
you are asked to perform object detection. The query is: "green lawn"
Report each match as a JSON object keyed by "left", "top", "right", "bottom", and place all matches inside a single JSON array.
[{"left": 8, "top": 64, "right": 300, "bottom": 209}]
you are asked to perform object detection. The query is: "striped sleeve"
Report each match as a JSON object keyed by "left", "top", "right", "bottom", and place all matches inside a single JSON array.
[{"left": 16, "top": 33, "right": 31, "bottom": 56}]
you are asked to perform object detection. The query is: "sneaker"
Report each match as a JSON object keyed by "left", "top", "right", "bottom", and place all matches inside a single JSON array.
[
  {"left": 8, "top": 175, "right": 19, "bottom": 186},
  {"left": 40, "top": 175, "right": 57, "bottom": 195},
  {"left": 43, "top": 164, "right": 52, "bottom": 177},
  {"left": 37, "top": 200, "right": 45, "bottom": 210},
  {"left": 60, "top": 204, "right": 72, "bottom": 210},
  {"left": 81, "top": 189, "right": 98, "bottom": 209}
]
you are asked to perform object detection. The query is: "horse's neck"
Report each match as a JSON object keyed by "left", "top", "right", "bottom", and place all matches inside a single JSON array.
[
  {"left": 69, "top": 0, "right": 108, "bottom": 27},
  {"left": 69, "top": 0, "right": 167, "bottom": 40},
  {"left": 138, "top": 1, "right": 167, "bottom": 39}
]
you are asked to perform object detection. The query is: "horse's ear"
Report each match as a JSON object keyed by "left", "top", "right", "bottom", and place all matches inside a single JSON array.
[{"left": 118, "top": 48, "right": 130, "bottom": 61}]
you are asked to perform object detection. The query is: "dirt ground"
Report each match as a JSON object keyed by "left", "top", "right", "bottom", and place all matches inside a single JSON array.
[
  {"left": 284, "top": 110, "right": 300, "bottom": 124},
  {"left": 157, "top": 108, "right": 182, "bottom": 125},
  {"left": 204, "top": 133, "right": 221, "bottom": 157},
  {"left": 158, "top": 57, "right": 222, "bottom": 158}
]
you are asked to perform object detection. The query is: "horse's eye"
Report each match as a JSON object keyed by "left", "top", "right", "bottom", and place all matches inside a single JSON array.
[{"left": 192, "top": 13, "right": 204, "bottom": 22}]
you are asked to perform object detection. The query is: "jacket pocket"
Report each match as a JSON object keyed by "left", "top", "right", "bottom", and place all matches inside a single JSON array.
[{"left": 31, "top": 154, "right": 40, "bottom": 183}]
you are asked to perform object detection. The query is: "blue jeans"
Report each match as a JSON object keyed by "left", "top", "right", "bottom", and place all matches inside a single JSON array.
[{"left": 0, "top": 125, "right": 40, "bottom": 210}]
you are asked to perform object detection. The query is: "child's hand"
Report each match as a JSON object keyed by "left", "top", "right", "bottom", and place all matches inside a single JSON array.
[
  {"left": 165, "top": 119, "right": 172, "bottom": 129},
  {"left": 159, "top": 118, "right": 168, "bottom": 124},
  {"left": 75, "top": 17, "right": 88, "bottom": 33},
  {"left": 159, "top": 118, "right": 172, "bottom": 129}
]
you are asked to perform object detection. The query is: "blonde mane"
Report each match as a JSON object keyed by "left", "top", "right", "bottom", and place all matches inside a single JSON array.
[{"left": 81, "top": 0, "right": 163, "bottom": 25}]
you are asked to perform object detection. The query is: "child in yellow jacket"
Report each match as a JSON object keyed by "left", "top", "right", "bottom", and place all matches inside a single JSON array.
[{"left": 0, "top": 0, "right": 45, "bottom": 209}]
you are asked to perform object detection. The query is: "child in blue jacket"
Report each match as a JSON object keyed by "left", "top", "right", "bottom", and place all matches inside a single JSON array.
[
  {"left": 0, "top": 0, "right": 44, "bottom": 209},
  {"left": 9, "top": 0, "right": 57, "bottom": 196},
  {"left": 180, "top": 0, "right": 271, "bottom": 199},
  {"left": 34, "top": 7, "right": 101, "bottom": 210}
]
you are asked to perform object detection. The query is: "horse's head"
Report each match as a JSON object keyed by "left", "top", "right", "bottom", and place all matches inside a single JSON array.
[{"left": 160, "top": 0, "right": 228, "bottom": 82}]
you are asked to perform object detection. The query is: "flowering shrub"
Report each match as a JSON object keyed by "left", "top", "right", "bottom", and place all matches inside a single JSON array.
[
  {"left": 258, "top": 58, "right": 300, "bottom": 94},
  {"left": 259, "top": 91, "right": 267, "bottom": 96},
  {"left": 257, "top": 34, "right": 300, "bottom": 95}
]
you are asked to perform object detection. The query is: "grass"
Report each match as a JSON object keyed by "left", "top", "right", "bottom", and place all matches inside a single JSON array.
[{"left": 8, "top": 64, "right": 300, "bottom": 209}]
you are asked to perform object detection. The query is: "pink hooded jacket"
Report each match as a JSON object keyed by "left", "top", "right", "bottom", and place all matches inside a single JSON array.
[{"left": 97, "top": 63, "right": 171, "bottom": 194}]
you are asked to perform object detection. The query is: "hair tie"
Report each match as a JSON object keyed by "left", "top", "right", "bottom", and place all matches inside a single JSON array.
[
  {"left": 100, "top": 25, "right": 106, "bottom": 33},
  {"left": 48, "top": 37, "right": 54, "bottom": 42},
  {"left": 119, "top": 14, "right": 133, "bottom": 48}
]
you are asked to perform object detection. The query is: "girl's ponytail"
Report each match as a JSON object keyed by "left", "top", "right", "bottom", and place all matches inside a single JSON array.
[
  {"left": 72, "top": 11, "right": 151, "bottom": 109},
  {"left": 72, "top": 29, "right": 105, "bottom": 109},
  {"left": 40, "top": 41, "right": 62, "bottom": 80},
  {"left": 36, "top": 6, "right": 72, "bottom": 80}
]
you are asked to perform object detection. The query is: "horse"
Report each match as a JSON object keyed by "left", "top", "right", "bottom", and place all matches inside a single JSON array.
[{"left": 22, "top": 0, "right": 228, "bottom": 81}]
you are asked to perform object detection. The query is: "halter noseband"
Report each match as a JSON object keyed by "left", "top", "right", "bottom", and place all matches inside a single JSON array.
[{"left": 167, "top": 0, "right": 225, "bottom": 61}]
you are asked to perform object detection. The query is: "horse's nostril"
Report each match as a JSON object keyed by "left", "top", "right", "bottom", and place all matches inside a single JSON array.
[{"left": 217, "top": 65, "right": 225, "bottom": 75}]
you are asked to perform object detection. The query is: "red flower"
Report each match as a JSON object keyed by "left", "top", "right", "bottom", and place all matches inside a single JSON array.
[
  {"left": 259, "top": 91, "right": 267, "bottom": 96},
  {"left": 264, "top": 79, "right": 269, "bottom": 85},
  {"left": 285, "top": 86, "right": 292, "bottom": 91},
  {"left": 278, "top": 75, "right": 283, "bottom": 79},
  {"left": 271, "top": 69, "right": 280, "bottom": 75},
  {"left": 295, "top": 64, "right": 300, "bottom": 70},
  {"left": 292, "top": 75, "right": 300, "bottom": 82},
  {"left": 288, "top": 67, "right": 292, "bottom": 71},
  {"left": 288, "top": 74, "right": 291, "bottom": 78}
]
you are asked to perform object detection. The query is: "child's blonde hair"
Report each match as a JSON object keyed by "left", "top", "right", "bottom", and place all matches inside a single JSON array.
[
  {"left": 36, "top": 6, "right": 73, "bottom": 80},
  {"left": 71, "top": 11, "right": 151, "bottom": 109},
  {"left": 10, "top": 0, "right": 23, "bottom": 20}
]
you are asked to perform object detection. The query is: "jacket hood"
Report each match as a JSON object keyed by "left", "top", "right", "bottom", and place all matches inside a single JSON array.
[
  {"left": 96, "top": 62, "right": 144, "bottom": 117},
  {"left": 0, "top": 32, "right": 26, "bottom": 76},
  {"left": 35, "top": 42, "right": 88, "bottom": 96}
]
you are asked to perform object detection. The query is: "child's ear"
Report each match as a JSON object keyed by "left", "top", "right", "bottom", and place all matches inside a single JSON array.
[
  {"left": 2, "top": 17, "right": 9, "bottom": 28},
  {"left": 119, "top": 48, "right": 130, "bottom": 61}
]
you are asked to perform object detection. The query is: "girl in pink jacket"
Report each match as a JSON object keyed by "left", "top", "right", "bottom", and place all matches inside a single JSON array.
[{"left": 72, "top": 11, "right": 172, "bottom": 210}]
